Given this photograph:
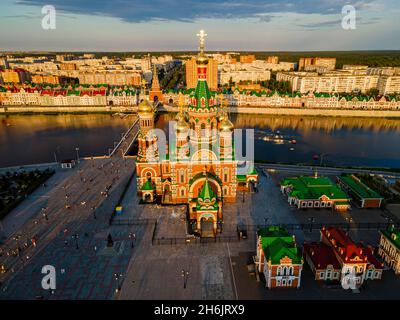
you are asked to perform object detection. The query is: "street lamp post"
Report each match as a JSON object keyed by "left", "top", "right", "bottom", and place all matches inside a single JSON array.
[
  {"left": 75, "top": 147, "right": 80, "bottom": 163},
  {"left": 308, "top": 217, "right": 315, "bottom": 233},
  {"left": 13, "top": 235, "right": 21, "bottom": 256},
  {"left": 0, "top": 220, "right": 5, "bottom": 240},
  {"left": 114, "top": 273, "right": 123, "bottom": 292},
  {"left": 42, "top": 207, "right": 48, "bottom": 221},
  {"left": 181, "top": 269, "right": 189, "bottom": 289},
  {"left": 128, "top": 233, "right": 136, "bottom": 248},
  {"left": 345, "top": 217, "right": 353, "bottom": 231},
  {"left": 73, "top": 234, "right": 79, "bottom": 250}
]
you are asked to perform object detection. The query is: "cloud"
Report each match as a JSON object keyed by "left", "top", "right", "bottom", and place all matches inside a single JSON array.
[
  {"left": 297, "top": 16, "right": 381, "bottom": 29},
  {"left": 16, "top": 0, "right": 377, "bottom": 23}
]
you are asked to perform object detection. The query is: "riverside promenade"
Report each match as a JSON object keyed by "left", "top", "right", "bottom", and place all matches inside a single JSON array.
[
  {"left": 2, "top": 103, "right": 400, "bottom": 117},
  {"left": 161, "top": 104, "right": 400, "bottom": 118}
]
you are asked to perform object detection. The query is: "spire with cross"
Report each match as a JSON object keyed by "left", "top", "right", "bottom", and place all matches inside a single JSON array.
[{"left": 197, "top": 29, "right": 207, "bottom": 55}]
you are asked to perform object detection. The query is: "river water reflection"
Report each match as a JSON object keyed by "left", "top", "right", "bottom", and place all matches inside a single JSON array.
[
  {"left": 157, "top": 113, "right": 400, "bottom": 169},
  {"left": 0, "top": 113, "right": 399, "bottom": 169},
  {"left": 0, "top": 114, "right": 132, "bottom": 168}
]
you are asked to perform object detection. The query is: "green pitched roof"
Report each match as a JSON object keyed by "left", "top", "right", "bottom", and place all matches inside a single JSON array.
[
  {"left": 191, "top": 79, "right": 212, "bottom": 109},
  {"left": 338, "top": 174, "right": 383, "bottom": 200},
  {"left": 196, "top": 178, "right": 219, "bottom": 211},
  {"left": 380, "top": 226, "right": 400, "bottom": 251},
  {"left": 258, "top": 226, "right": 302, "bottom": 265},
  {"left": 198, "top": 179, "right": 215, "bottom": 201},
  {"left": 141, "top": 180, "right": 154, "bottom": 191},
  {"left": 281, "top": 176, "right": 349, "bottom": 201}
]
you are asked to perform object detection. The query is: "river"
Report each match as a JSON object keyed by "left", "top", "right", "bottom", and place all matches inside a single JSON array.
[{"left": 0, "top": 113, "right": 399, "bottom": 169}]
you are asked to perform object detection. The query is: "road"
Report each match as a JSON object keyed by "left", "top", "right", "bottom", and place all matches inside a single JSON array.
[{"left": 256, "top": 163, "right": 400, "bottom": 179}]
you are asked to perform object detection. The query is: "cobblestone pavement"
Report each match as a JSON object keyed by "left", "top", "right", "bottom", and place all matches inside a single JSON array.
[{"left": 0, "top": 152, "right": 137, "bottom": 299}]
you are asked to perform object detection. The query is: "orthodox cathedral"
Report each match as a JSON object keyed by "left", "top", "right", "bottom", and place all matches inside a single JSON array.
[{"left": 136, "top": 30, "right": 258, "bottom": 236}]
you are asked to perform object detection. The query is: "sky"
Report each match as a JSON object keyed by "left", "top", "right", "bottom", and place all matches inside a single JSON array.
[{"left": 0, "top": 0, "right": 399, "bottom": 51}]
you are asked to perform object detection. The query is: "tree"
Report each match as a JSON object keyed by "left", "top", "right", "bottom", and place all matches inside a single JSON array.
[{"left": 366, "top": 88, "right": 380, "bottom": 97}]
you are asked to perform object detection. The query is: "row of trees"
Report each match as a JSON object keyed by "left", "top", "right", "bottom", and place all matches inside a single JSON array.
[
  {"left": 0, "top": 169, "right": 54, "bottom": 219},
  {"left": 160, "top": 64, "right": 186, "bottom": 91}
]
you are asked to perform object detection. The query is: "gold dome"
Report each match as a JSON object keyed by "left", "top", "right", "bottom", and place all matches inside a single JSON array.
[
  {"left": 138, "top": 99, "right": 153, "bottom": 113},
  {"left": 176, "top": 118, "right": 190, "bottom": 132},
  {"left": 218, "top": 112, "right": 226, "bottom": 122},
  {"left": 196, "top": 53, "right": 209, "bottom": 65},
  {"left": 220, "top": 118, "right": 234, "bottom": 132}
]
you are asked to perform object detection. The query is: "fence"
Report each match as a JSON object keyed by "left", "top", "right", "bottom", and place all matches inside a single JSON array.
[
  {"left": 244, "top": 222, "right": 400, "bottom": 233},
  {"left": 151, "top": 234, "right": 240, "bottom": 246},
  {"left": 112, "top": 218, "right": 157, "bottom": 226}
]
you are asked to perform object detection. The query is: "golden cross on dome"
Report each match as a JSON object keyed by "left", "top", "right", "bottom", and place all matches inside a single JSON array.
[
  {"left": 141, "top": 79, "right": 147, "bottom": 95},
  {"left": 196, "top": 29, "right": 207, "bottom": 54}
]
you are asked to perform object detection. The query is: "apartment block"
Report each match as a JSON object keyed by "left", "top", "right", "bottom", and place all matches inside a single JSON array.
[
  {"left": 239, "top": 55, "right": 256, "bottom": 64},
  {"left": 185, "top": 57, "right": 218, "bottom": 90}
]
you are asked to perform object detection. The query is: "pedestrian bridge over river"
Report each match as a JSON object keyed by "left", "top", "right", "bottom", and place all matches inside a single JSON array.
[{"left": 108, "top": 101, "right": 161, "bottom": 158}]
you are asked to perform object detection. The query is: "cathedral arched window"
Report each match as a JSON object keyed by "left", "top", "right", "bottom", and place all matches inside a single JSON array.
[
  {"left": 201, "top": 123, "right": 206, "bottom": 137},
  {"left": 179, "top": 169, "right": 185, "bottom": 183},
  {"left": 223, "top": 168, "right": 229, "bottom": 182},
  {"left": 146, "top": 172, "right": 152, "bottom": 181}
]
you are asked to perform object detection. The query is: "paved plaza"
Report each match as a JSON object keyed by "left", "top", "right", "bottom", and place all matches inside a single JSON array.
[{"left": 0, "top": 162, "right": 399, "bottom": 300}]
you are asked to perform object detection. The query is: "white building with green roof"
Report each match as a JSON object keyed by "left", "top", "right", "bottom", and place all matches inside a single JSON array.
[
  {"left": 256, "top": 226, "right": 303, "bottom": 289},
  {"left": 337, "top": 174, "right": 383, "bottom": 208},
  {"left": 280, "top": 174, "right": 351, "bottom": 211}
]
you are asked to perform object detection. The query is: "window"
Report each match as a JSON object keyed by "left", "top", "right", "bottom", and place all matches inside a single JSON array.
[
  {"left": 146, "top": 172, "right": 152, "bottom": 181},
  {"left": 277, "top": 267, "right": 282, "bottom": 276},
  {"left": 179, "top": 170, "right": 185, "bottom": 183},
  {"left": 180, "top": 189, "right": 185, "bottom": 197},
  {"left": 223, "top": 168, "right": 229, "bottom": 182},
  {"left": 320, "top": 272, "right": 325, "bottom": 279},
  {"left": 201, "top": 123, "right": 207, "bottom": 138}
]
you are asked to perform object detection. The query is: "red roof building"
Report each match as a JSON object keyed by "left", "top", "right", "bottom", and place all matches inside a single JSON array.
[
  {"left": 304, "top": 227, "right": 384, "bottom": 286},
  {"left": 303, "top": 242, "right": 341, "bottom": 281}
]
